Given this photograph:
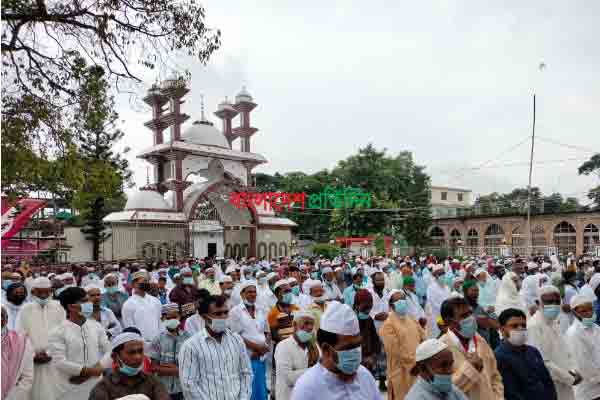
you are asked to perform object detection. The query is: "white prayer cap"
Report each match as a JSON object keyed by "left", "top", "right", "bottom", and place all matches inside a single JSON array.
[
  {"left": 527, "top": 261, "right": 539, "bottom": 270},
  {"left": 570, "top": 293, "right": 594, "bottom": 310},
  {"left": 432, "top": 264, "right": 445, "bottom": 273},
  {"left": 539, "top": 285, "right": 560, "bottom": 297},
  {"left": 320, "top": 301, "right": 359, "bottom": 336},
  {"left": 239, "top": 281, "right": 256, "bottom": 293},
  {"left": 287, "top": 277, "right": 298, "bottom": 285},
  {"left": 84, "top": 284, "right": 102, "bottom": 292},
  {"left": 303, "top": 279, "right": 322, "bottom": 294},
  {"left": 173, "top": 273, "right": 181, "bottom": 279},
  {"left": 219, "top": 276, "right": 233, "bottom": 283},
  {"left": 321, "top": 266, "right": 333, "bottom": 274},
  {"left": 383, "top": 289, "right": 404, "bottom": 304},
  {"left": 116, "top": 395, "right": 150, "bottom": 400},
  {"left": 31, "top": 277, "right": 52, "bottom": 289},
  {"left": 58, "top": 272, "right": 74, "bottom": 280},
  {"left": 415, "top": 339, "right": 448, "bottom": 362},
  {"left": 111, "top": 332, "right": 143, "bottom": 351},
  {"left": 273, "top": 279, "right": 288, "bottom": 291},
  {"left": 180, "top": 267, "right": 192, "bottom": 274},
  {"left": 266, "top": 272, "right": 278, "bottom": 281},
  {"left": 590, "top": 273, "right": 600, "bottom": 292},
  {"left": 541, "top": 262, "right": 552, "bottom": 270},
  {"left": 225, "top": 265, "right": 236, "bottom": 274},
  {"left": 293, "top": 310, "right": 315, "bottom": 322},
  {"left": 205, "top": 267, "right": 215, "bottom": 273},
  {"left": 474, "top": 268, "right": 487, "bottom": 277}
]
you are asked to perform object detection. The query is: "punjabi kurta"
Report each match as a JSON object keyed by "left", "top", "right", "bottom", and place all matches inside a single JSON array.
[
  {"left": 426, "top": 280, "right": 451, "bottom": 338},
  {"left": 2, "top": 331, "right": 34, "bottom": 400},
  {"left": 121, "top": 293, "right": 162, "bottom": 346},
  {"left": 274, "top": 336, "right": 310, "bottom": 400},
  {"left": 566, "top": 319, "right": 600, "bottom": 400},
  {"left": 405, "top": 376, "right": 469, "bottom": 400},
  {"left": 379, "top": 312, "right": 426, "bottom": 400}
]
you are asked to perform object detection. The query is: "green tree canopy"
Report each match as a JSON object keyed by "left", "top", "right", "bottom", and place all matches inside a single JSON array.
[{"left": 578, "top": 153, "right": 600, "bottom": 210}]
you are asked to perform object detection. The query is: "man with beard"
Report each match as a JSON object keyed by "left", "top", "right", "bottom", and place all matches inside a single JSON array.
[
  {"left": 463, "top": 280, "right": 500, "bottom": 349},
  {"left": 4, "top": 282, "right": 28, "bottom": 330},
  {"left": 121, "top": 271, "right": 162, "bottom": 350}
]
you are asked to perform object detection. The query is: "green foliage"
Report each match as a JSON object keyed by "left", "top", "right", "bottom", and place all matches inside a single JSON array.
[
  {"left": 430, "top": 248, "right": 449, "bottom": 260},
  {"left": 578, "top": 154, "right": 600, "bottom": 209},
  {"left": 311, "top": 243, "right": 341, "bottom": 259},
  {"left": 374, "top": 234, "right": 386, "bottom": 256},
  {"left": 474, "top": 187, "right": 582, "bottom": 215}
]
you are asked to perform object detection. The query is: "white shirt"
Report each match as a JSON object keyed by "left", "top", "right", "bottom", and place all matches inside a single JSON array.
[
  {"left": 293, "top": 293, "right": 312, "bottom": 310},
  {"left": 404, "top": 289, "right": 426, "bottom": 322},
  {"left": 96, "top": 307, "right": 122, "bottom": 338},
  {"left": 2, "top": 332, "right": 34, "bottom": 400},
  {"left": 5, "top": 301, "right": 25, "bottom": 331},
  {"left": 426, "top": 280, "right": 451, "bottom": 337},
  {"left": 178, "top": 328, "right": 253, "bottom": 400},
  {"left": 566, "top": 319, "right": 600, "bottom": 400},
  {"left": 291, "top": 362, "right": 382, "bottom": 400},
  {"left": 48, "top": 319, "right": 111, "bottom": 400},
  {"left": 229, "top": 303, "right": 268, "bottom": 359},
  {"left": 121, "top": 293, "right": 162, "bottom": 343},
  {"left": 368, "top": 288, "right": 389, "bottom": 333},
  {"left": 184, "top": 314, "right": 205, "bottom": 336},
  {"left": 274, "top": 335, "right": 309, "bottom": 400},
  {"left": 323, "top": 280, "right": 343, "bottom": 301}
]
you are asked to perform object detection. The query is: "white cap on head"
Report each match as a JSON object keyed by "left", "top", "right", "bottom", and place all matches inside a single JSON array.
[
  {"left": 266, "top": 272, "right": 278, "bottom": 281},
  {"left": 239, "top": 281, "right": 256, "bottom": 293},
  {"left": 31, "top": 277, "right": 52, "bottom": 289},
  {"left": 225, "top": 265, "right": 236, "bottom": 274},
  {"left": 131, "top": 270, "right": 148, "bottom": 281},
  {"left": 116, "top": 395, "right": 150, "bottom": 400},
  {"left": 84, "top": 284, "right": 102, "bottom": 292},
  {"left": 474, "top": 268, "right": 487, "bottom": 277},
  {"left": 219, "top": 276, "right": 233, "bottom": 283},
  {"left": 320, "top": 301, "right": 359, "bottom": 336},
  {"left": 590, "top": 273, "right": 600, "bottom": 292},
  {"left": 570, "top": 293, "right": 594, "bottom": 309},
  {"left": 527, "top": 261, "right": 539, "bottom": 270},
  {"left": 273, "top": 279, "right": 288, "bottom": 291},
  {"left": 303, "top": 279, "right": 322, "bottom": 294},
  {"left": 432, "top": 264, "right": 445, "bottom": 273},
  {"left": 321, "top": 266, "right": 333, "bottom": 274},
  {"left": 180, "top": 267, "right": 192, "bottom": 274},
  {"left": 287, "top": 277, "right": 298, "bottom": 285},
  {"left": 539, "top": 285, "right": 560, "bottom": 297},
  {"left": 111, "top": 332, "right": 144, "bottom": 351},
  {"left": 415, "top": 339, "right": 448, "bottom": 363},
  {"left": 293, "top": 310, "right": 315, "bottom": 322}
]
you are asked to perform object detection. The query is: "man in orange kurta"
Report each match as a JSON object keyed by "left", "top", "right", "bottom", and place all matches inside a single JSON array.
[{"left": 380, "top": 290, "right": 426, "bottom": 400}]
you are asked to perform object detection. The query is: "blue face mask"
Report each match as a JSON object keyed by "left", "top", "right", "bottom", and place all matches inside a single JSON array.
[
  {"left": 118, "top": 358, "right": 143, "bottom": 376},
  {"left": 357, "top": 311, "right": 370, "bottom": 320},
  {"left": 394, "top": 299, "right": 408, "bottom": 315},
  {"left": 165, "top": 318, "right": 180, "bottom": 330},
  {"left": 33, "top": 296, "right": 49, "bottom": 307},
  {"left": 581, "top": 313, "right": 597, "bottom": 329},
  {"left": 334, "top": 346, "right": 362, "bottom": 375},
  {"left": 80, "top": 302, "right": 94, "bottom": 319},
  {"left": 183, "top": 277, "right": 194, "bottom": 285},
  {"left": 296, "top": 329, "right": 313, "bottom": 343},
  {"left": 430, "top": 373, "right": 453, "bottom": 393},
  {"left": 310, "top": 272, "right": 319, "bottom": 280},
  {"left": 282, "top": 293, "right": 294, "bottom": 304},
  {"left": 291, "top": 286, "right": 300, "bottom": 296},
  {"left": 458, "top": 316, "right": 477, "bottom": 338},
  {"left": 543, "top": 305, "right": 561, "bottom": 320},
  {"left": 105, "top": 286, "right": 118, "bottom": 294},
  {"left": 2, "top": 280, "right": 13, "bottom": 290}
]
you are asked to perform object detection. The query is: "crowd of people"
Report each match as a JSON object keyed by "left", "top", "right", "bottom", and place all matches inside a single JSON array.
[{"left": 1, "top": 252, "right": 599, "bottom": 400}]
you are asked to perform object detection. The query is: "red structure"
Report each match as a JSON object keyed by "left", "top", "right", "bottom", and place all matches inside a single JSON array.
[{"left": 335, "top": 236, "right": 393, "bottom": 257}]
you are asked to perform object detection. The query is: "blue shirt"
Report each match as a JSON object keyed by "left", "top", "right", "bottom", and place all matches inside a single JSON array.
[
  {"left": 494, "top": 341, "right": 557, "bottom": 400},
  {"left": 343, "top": 285, "right": 358, "bottom": 306}
]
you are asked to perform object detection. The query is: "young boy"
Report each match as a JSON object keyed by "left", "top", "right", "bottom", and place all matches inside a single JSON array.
[{"left": 149, "top": 303, "right": 191, "bottom": 400}]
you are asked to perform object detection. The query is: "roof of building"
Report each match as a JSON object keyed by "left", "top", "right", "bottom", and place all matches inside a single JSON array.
[
  {"left": 181, "top": 120, "right": 230, "bottom": 148},
  {"left": 125, "top": 190, "right": 171, "bottom": 211},
  {"left": 103, "top": 210, "right": 187, "bottom": 223},
  {"left": 258, "top": 216, "right": 297, "bottom": 227},
  {"left": 431, "top": 185, "right": 472, "bottom": 192},
  {"left": 137, "top": 141, "right": 267, "bottom": 165}
]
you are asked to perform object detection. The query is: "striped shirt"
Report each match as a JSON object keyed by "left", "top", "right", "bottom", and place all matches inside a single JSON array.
[{"left": 178, "top": 327, "right": 253, "bottom": 400}]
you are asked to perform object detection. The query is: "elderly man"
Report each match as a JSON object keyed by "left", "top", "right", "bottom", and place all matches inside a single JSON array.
[
  {"left": 380, "top": 289, "right": 426, "bottom": 400},
  {"left": 291, "top": 301, "right": 382, "bottom": 400},
  {"left": 230, "top": 281, "right": 270, "bottom": 400},
  {"left": 405, "top": 339, "right": 468, "bottom": 400},
  {"left": 86, "top": 284, "right": 122, "bottom": 339},
  {"left": 321, "top": 266, "right": 342, "bottom": 301},
  {"left": 274, "top": 311, "right": 320, "bottom": 400},
  {"left": 565, "top": 294, "right": 600, "bottom": 400},
  {"left": 2, "top": 305, "right": 34, "bottom": 400},
  {"left": 121, "top": 271, "right": 162, "bottom": 348},
  {"left": 4, "top": 282, "right": 28, "bottom": 330},
  {"left": 89, "top": 332, "right": 169, "bottom": 400},
  {"left": 17, "top": 277, "right": 66, "bottom": 400},
  {"left": 169, "top": 267, "right": 199, "bottom": 322},
  {"left": 197, "top": 267, "right": 221, "bottom": 295},
  {"left": 439, "top": 297, "right": 504, "bottom": 400},
  {"left": 288, "top": 278, "right": 311, "bottom": 310},
  {"left": 304, "top": 280, "right": 327, "bottom": 331},
  {"left": 267, "top": 280, "right": 300, "bottom": 346},
  {"left": 528, "top": 285, "right": 580, "bottom": 400},
  {"left": 101, "top": 274, "right": 129, "bottom": 322}
]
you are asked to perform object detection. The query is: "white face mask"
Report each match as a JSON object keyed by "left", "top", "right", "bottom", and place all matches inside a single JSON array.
[{"left": 507, "top": 329, "right": 528, "bottom": 346}]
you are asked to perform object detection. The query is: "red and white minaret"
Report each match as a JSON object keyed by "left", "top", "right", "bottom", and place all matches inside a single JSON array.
[
  {"left": 232, "top": 87, "right": 258, "bottom": 153},
  {"left": 214, "top": 97, "right": 239, "bottom": 149}
]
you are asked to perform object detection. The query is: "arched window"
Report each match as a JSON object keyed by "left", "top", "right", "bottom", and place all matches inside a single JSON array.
[
  {"left": 191, "top": 197, "right": 223, "bottom": 224},
  {"left": 268, "top": 243, "right": 278, "bottom": 260},
  {"left": 466, "top": 228, "right": 479, "bottom": 247},
  {"left": 279, "top": 242, "right": 288, "bottom": 257},
  {"left": 258, "top": 242, "right": 268, "bottom": 259},
  {"left": 584, "top": 224, "right": 599, "bottom": 254},
  {"left": 224, "top": 244, "right": 232, "bottom": 258},
  {"left": 233, "top": 244, "right": 242, "bottom": 259},
  {"left": 429, "top": 226, "right": 445, "bottom": 247},
  {"left": 553, "top": 221, "right": 576, "bottom": 255},
  {"left": 511, "top": 225, "right": 524, "bottom": 247},
  {"left": 449, "top": 229, "right": 462, "bottom": 247},
  {"left": 142, "top": 243, "right": 155, "bottom": 260},
  {"left": 242, "top": 244, "right": 249, "bottom": 258},
  {"left": 484, "top": 224, "right": 504, "bottom": 255}
]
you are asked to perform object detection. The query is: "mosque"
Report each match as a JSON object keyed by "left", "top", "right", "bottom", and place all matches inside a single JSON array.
[{"left": 103, "top": 79, "right": 296, "bottom": 261}]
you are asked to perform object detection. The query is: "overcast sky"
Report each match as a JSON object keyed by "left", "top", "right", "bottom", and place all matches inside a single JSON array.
[{"left": 117, "top": 0, "right": 600, "bottom": 204}]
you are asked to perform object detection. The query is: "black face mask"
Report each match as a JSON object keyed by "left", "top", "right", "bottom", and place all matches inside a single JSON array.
[
  {"left": 9, "top": 294, "right": 27, "bottom": 305},
  {"left": 138, "top": 282, "right": 150, "bottom": 292}
]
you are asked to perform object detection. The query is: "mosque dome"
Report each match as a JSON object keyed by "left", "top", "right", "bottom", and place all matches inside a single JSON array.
[
  {"left": 235, "top": 86, "right": 253, "bottom": 103},
  {"left": 181, "top": 119, "right": 229, "bottom": 148},
  {"left": 125, "top": 190, "right": 171, "bottom": 210}
]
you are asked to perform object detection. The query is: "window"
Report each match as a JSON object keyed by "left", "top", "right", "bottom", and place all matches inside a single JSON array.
[
  {"left": 457, "top": 193, "right": 463, "bottom": 202},
  {"left": 441, "top": 192, "right": 448, "bottom": 201}
]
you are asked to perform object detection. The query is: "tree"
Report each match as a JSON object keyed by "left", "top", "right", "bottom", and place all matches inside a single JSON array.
[
  {"left": 70, "top": 65, "right": 132, "bottom": 260},
  {"left": 578, "top": 154, "right": 600, "bottom": 209}
]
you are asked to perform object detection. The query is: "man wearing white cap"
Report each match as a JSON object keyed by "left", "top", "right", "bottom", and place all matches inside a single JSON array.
[
  {"left": 565, "top": 294, "right": 600, "bottom": 400},
  {"left": 426, "top": 264, "right": 451, "bottom": 338},
  {"left": 197, "top": 267, "right": 221, "bottom": 295},
  {"left": 321, "top": 266, "right": 342, "bottom": 301},
  {"left": 405, "top": 339, "right": 468, "bottom": 399},
  {"left": 17, "top": 277, "right": 66, "bottom": 400},
  {"left": 291, "top": 301, "right": 382, "bottom": 400},
  {"left": 121, "top": 271, "right": 162, "bottom": 349},
  {"left": 528, "top": 285, "right": 580, "bottom": 400}
]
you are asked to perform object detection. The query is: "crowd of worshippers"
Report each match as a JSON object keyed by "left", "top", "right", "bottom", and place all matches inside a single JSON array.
[{"left": 1, "top": 253, "right": 599, "bottom": 400}]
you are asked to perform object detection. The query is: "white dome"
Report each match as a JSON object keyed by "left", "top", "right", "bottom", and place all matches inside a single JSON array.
[
  {"left": 181, "top": 120, "right": 229, "bottom": 148},
  {"left": 235, "top": 86, "right": 253, "bottom": 103},
  {"left": 125, "top": 190, "right": 171, "bottom": 210}
]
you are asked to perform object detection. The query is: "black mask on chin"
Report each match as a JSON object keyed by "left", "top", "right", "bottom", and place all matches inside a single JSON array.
[{"left": 138, "top": 282, "right": 150, "bottom": 292}]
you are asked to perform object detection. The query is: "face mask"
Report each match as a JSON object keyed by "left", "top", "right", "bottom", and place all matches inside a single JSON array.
[
  {"left": 2, "top": 280, "right": 13, "bottom": 290},
  {"left": 183, "top": 277, "right": 194, "bottom": 285},
  {"left": 32, "top": 296, "right": 49, "bottom": 307},
  {"left": 357, "top": 311, "right": 370, "bottom": 320},
  {"left": 508, "top": 329, "right": 528, "bottom": 346},
  {"left": 165, "top": 319, "right": 180, "bottom": 330},
  {"left": 457, "top": 316, "right": 477, "bottom": 339},
  {"left": 291, "top": 286, "right": 300, "bottom": 296},
  {"left": 105, "top": 286, "right": 118, "bottom": 294},
  {"left": 208, "top": 317, "right": 227, "bottom": 333},
  {"left": 312, "top": 295, "right": 327, "bottom": 304},
  {"left": 333, "top": 346, "right": 362, "bottom": 375},
  {"left": 581, "top": 314, "right": 597, "bottom": 329},
  {"left": 138, "top": 282, "right": 149, "bottom": 292},
  {"left": 119, "top": 358, "right": 143, "bottom": 376},
  {"left": 394, "top": 299, "right": 408, "bottom": 315},
  {"left": 243, "top": 299, "right": 255, "bottom": 307},
  {"left": 430, "top": 373, "right": 453, "bottom": 393},
  {"left": 281, "top": 293, "right": 294, "bottom": 304},
  {"left": 353, "top": 283, "right": 362, "bottom": 290},
  {"left": 296, "top": 329, "right": 313, "bottom": 343},
  {"left": 542, "top": 305, "right": 560, "bottom": 320},
  {"left": 310, "top": 272, "right": 319, "bottom": 280},
  {"left": 80, "top": 302, "right": 94, "bottom": 319}
]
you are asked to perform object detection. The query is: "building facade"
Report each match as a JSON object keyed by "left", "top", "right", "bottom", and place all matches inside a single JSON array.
[{"left": 431, "top": 185, "right": 473, "bottom": 219}]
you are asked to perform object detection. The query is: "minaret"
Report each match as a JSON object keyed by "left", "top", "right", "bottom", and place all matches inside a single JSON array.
[
  {"left": 232, "top": 86, "right": 258, "bottom": 153},
  {"left": 214, "top": 96, "right": 239, "bottom": 149}
]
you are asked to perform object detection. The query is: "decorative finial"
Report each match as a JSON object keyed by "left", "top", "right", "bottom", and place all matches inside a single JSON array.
[
  {"left": 146, "top": 166, "right": 150, "bottom": 185},
  {"left": 200, "top": 94, "right": 206, "bottom": 121}
]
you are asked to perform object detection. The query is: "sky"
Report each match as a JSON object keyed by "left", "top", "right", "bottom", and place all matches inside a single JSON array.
[{"left": 116, "top": 0, "right": 600, "bottom": 204}]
